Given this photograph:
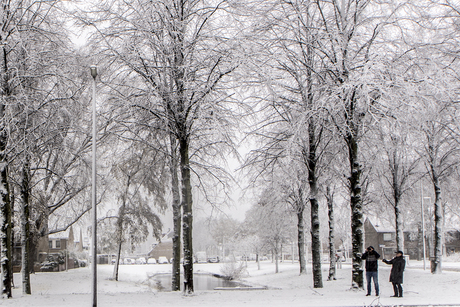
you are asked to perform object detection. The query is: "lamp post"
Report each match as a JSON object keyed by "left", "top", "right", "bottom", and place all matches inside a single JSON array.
[{"left": 90, "top": 65, "right": 97, "bottom": 307}]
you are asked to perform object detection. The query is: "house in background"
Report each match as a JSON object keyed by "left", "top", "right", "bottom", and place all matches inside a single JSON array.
[
  {"left": 47, "top": 236, "right": 68, "bottom": 253},
  {"left": 14, "top": 226, "right": 87, "bottom": 272},
  {"left": 148, "top": 230, "right": 182, "bottom": 261},
  {"left": 365, "top": 217, "right": 460, "bottom": 261},
  {"left": 13, "top": 234, "right": 71, "bottom": 272},
  {"left": 364, "top": 217, "right": 421, "bottom": 260}
]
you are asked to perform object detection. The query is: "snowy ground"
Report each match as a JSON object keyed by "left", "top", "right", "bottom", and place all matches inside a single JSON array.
[{"left": 4, "top": 260, "right": 460, "bottom": 307}]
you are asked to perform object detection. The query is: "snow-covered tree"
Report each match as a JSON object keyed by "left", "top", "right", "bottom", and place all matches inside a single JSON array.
[
  {"left": 86, "top": 0, "right": 240, "bottom": 293},
  {"left": 241, "top": 0, "right": 341, "bottom": 287},
  {"left": 311, "top": 0, "right": 399, "bottom": 288},
  {"left": 372, "top": 119, "right": 420, "bottom": 252},
  {"left": 0, "top": 0, "right": 81, "bottom": 297},
  {"left": 94, "top": 128, "right": 168, "bottom": 281},
  {"left": 244, "top": 191, "right": 295, "bottom": 274}
]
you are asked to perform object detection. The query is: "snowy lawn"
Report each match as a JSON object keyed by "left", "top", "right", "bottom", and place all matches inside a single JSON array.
[{"left": 4, "top": 260, "right": 460, "bottom": 307}]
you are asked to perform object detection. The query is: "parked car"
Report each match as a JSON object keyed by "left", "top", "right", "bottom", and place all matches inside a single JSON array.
[
  {"left": 157, "top": 256, "right": 169, "bottom": 264},
  {"left": 123, "top": 258, "right": 134, "bottom": 265},
  {"left": 241, "top": 254, "right": 256, "bottom": 261},
  {"left": 207, "top": 256, "right": 219, "bottom": 263},
  {"left": 136, "top": 257, "right": 146, "bottom": 265},
  {"left": 195, "top": 251, "right": 207, "bottom": 263},
  {"left": 111, "top": 258, "right": 121, "bottom": 265},
  {"left": 147, "top": 258, "right": 157, "bottom": 264}
]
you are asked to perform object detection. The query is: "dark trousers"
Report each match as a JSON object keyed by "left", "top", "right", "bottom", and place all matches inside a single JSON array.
[{"left": 392, "top": 282, "right": 403, "bottom": 297}]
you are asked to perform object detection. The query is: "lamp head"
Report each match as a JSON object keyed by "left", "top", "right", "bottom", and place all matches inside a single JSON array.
[{"left": 90, "top": 65, "right": 97, "bottom": 79}]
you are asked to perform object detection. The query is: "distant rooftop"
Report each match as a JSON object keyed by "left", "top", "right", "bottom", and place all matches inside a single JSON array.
[{"left": 365, "top": 217, "right": 395, "bottom": 233}]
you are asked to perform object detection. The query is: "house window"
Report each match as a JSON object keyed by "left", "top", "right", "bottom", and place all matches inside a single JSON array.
[
  {"left": 383, "top": 233, "right": 392, "bottom": 241},
  {"left": 55, "top": 240, "right": 61, "bottom": 249},
  {"left": 49, "top": 240, "right": 53, "bottom": 248}
]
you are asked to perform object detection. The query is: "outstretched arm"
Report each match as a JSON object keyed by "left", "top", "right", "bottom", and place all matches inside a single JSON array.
[{"left": 382, "top": 258, "right": 393, "bottom": 265}]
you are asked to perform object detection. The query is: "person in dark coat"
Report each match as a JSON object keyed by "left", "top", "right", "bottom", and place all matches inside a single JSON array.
[
  {"left": 361, "top": 246, "right": 380, "bottom": 296},
  {"left": 383, "top": 250, "right": 406, "bottom": 298}
]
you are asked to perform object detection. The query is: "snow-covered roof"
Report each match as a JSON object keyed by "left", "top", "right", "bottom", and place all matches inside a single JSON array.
[
  {"left": 151, "top": 229, "right": 174, "bottom": 244},
  {"left": 365, "top": 217, "right": 395, "bottom": 233}
]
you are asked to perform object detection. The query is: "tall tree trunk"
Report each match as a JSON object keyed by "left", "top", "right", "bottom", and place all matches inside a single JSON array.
[
  {"left": 392, "top": 152, "right": 404, "bottom": 252},
  {"left": 0, "top": 43, "right": 12, "bottom": 298},
  {"left": 310, "top": 197, "right": 323, "bottom": 288},
  {"left": 21, "top": 159, "right": 31, "bottom": 294},
  {"left": 112, "top": 238, "right": 122, "bottom": 281},
  {"left": 346, "top": 91, "right": 364, "bottom": 289},
  {"left": 432, "top": 174, "right": 442, "bottom": 274},
  {"left": 275, "top": 238, "right": 279, "bottom": 274},
  {"left": 180, "top": 137, "right": 194, "bottom": 293},
  {"left": 0, "top": 157, "right": 11, "bottom": 298},
  {"left": 170, "top": 133, "right": 181, "bottom": 291},
  {"left": 9, "top": 186, "right": 13, "bottom": 289},
  {"left": 326, "top": 186, "right": 336, "bottom": 281},
  {"left": 112, "top": 180, "right": 129, "bottom": 281},
  {"left": 308, "top": 124, "right": 323, "bottom": 288},
  {"left": 297, "top": 202, "right": 306, "bottom": 274},
  {"left": 281, "top": 242, "right": 283, "bottom": 262},
  {"left": 304, "top": 16, "right": 323, "bottom": 284},
  {"left": 170, "top": 0, "right": 192, "bottom": 293},
  {"left": 394, "top": 199, "right": 404, "bottom": 252}
]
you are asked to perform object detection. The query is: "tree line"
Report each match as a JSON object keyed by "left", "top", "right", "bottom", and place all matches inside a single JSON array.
[{"left": 0, "top": 0, "right": 459, "bottom": 299}]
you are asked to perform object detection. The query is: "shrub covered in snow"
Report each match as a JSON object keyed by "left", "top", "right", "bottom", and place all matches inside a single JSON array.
[
  {"left": 40, "top": 255, "right": 64, "bottom": 272},
  {"left": 219, "top": 261, "right": 247, "bottom": 280}
]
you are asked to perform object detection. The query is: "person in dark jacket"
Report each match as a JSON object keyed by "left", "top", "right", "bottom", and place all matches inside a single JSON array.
[
  {"left": 361, "top": 246, "right": 380, "bottom": 296},
  {"left": 383, "top": 250, "right": 406, "bottom": 298}
]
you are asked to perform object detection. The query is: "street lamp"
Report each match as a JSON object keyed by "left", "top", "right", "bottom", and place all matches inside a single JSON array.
[
  {"left": 90, "top": 65, "right": 97, "bottom": 307},
  {"left": 422, "top": 196, "right": 431, "bottom": 271}
]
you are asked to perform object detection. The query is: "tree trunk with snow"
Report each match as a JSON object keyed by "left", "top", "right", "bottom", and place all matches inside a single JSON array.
[
  {"left": 9, "top": 190, "right": 14, "bottom": 289},
  {"left": 170, "top": 133, "right": 181, "bottom": 291},
  {"left": 388, "top": 149, "right": 407, "bottom": 252},
  {"left": 112, "top": 237, "right": 122, "bottom": 281},
  {"left": 0, "top": 39, "right": 12, "bottom": 298},
  {"left": 394, "top": 197, "right": 404, "bottom": 253},
  {"left": 308, "top": 121, "right": 323, "bottom": 288},
  {"left": 180, "top": 137, "right": 194, "bottom": 293},
  {"left": 310, "top": 197, "right": 323, "bottom": 288},
  {"left": 346, "top": 91, "right": 364, "bottom": 289},
  {"left": 296, "top": 203, "right": 306, "bottom": 274},
  {"left": 326, "top": 186, "right": 336, "bottom": 281},
  {"left": 431, "top": 172, "right": 443, "bottom": 274},
  {"left": 0, "top": 158, "right": 11, "bottom": 299},
  {"left": 21, "top": 159, "right": 31, "bottom": 294},
  {"left": 112, "top": 183, "right": 128, "bottom": 281},
  {"left": 275, "top": 237, "right": 279, "bottom": 274},
  {"left": 347, "top": 134, "right": 364, "bottom": 288}
]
